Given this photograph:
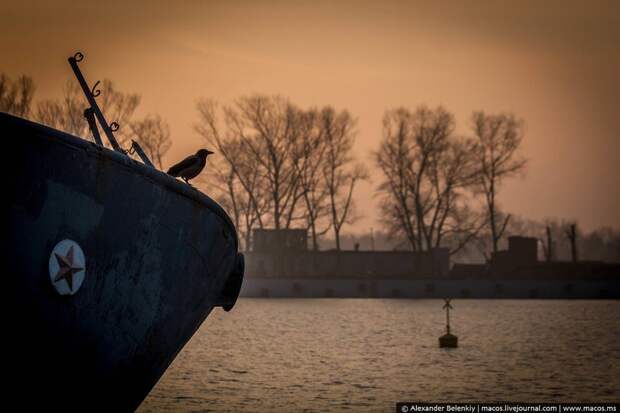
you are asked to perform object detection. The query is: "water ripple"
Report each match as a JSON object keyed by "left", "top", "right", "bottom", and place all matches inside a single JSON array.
[{"left": 139, "top": 299, "right": 620, "bottom": 412}]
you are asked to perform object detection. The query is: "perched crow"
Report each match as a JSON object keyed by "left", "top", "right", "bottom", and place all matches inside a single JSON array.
[{"left": 167, "top": 148, "right": 214, "bottom": 184}]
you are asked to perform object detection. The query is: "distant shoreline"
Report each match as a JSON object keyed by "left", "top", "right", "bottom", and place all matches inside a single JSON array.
[{"left": 240, "top": 277, "right": 619, "bottom": 299}]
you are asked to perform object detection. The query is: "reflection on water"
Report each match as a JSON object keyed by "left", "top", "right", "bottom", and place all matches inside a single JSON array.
[{"left": 138, "top": 299, "right": 620, "bottom": 412}]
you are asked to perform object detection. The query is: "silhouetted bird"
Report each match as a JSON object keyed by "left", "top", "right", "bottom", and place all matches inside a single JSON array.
[{"left": 167, "top": 148, "right": 214, "bottom": 184}]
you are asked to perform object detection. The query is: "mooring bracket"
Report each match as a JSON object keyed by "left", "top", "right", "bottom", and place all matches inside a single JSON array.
[{"left": 68, "top": 52, "right": 124, "bottom": 153}]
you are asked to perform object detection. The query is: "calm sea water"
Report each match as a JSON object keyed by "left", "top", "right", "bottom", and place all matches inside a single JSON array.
[{"left": 138, "top": 299, "right": 620, "bottom": 412}]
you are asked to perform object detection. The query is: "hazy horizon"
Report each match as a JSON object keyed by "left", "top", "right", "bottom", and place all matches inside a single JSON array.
[{"left": 3, "top": 0, "right": 619, "bottom": 232}]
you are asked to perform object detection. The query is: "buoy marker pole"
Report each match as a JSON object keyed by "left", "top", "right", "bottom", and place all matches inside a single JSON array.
[{"left": 443, "top": 298, "right": 452, "bottom": 334}]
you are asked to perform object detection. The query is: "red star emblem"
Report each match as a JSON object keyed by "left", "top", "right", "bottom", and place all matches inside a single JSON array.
[{"left": 53, "top": 245, "right": 84, "bottom": 292}]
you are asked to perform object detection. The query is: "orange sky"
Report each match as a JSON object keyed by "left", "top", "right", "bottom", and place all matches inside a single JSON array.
[{"left": 2, "top": 0, "right": 619, "bottom": 232}]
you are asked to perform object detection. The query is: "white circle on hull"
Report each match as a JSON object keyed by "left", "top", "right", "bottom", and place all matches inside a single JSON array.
[{"left": 49, "top": 239, "right": 86, "bottom": 296}]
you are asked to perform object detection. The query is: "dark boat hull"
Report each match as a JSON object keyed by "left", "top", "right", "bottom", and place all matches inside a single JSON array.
[{"left": 3, "top": 113, "right": 243, "bottom": 411}]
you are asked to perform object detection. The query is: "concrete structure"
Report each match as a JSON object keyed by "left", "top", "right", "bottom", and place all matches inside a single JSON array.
[
  {"left": 242, "top": 230, "right": 620, "bottom": 298},
  {"left": 253, "top": 228, "right": 307, "bottom": 253},
  {"left": 240, "top": 277, "right": 619, "bottom": 299},
  {"left": 490, "top": 236, "right": 538, "bottom": 275},
  {"left": 245, "top": 229, "right": 449, "bottom": 279},
  {"left": 246, "top": 249, "right": 450, "bottom": 279}
]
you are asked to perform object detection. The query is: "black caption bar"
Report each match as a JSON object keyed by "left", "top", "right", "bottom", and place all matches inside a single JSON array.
[{"left": 396, "top": 403, "right": 619, "bottom": 413}]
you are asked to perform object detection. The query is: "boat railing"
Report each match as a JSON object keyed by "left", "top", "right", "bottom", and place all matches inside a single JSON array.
[{"left": 68, "top": 51, "right": 155, "bottom": 169}]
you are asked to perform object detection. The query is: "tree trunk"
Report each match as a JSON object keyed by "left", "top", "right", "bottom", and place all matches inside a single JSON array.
[
  {"left": 310, "top": 221, "right": 319, "bottom": 251},
  {"left": 545, "top": 226, "right": 553, "bottom": 262},
  {"left": 489, "top": 181, "right": 499, "bottom": 255},
  {"left": 566, "top": 224, "right": 578, "bottom": 263},
  {"left": 334, "top": 226, "right": 341, "bottom": 251}
]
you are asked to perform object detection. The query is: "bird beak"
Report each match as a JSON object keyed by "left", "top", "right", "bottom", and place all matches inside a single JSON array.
[{"left": 207, "top": 150, "right": 215, "bottom": 155}]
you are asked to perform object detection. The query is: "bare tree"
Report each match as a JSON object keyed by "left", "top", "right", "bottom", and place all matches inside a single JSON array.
[
  {"left": 195, "top": 99, "right": 270, "bottom": 250},
  {"left": 35, "top": 79, "right": 140, "bottom": 144},
  {"left": 215, "top": 138, "right": 269, "bottom": 251},
  {"left": 293, "top": 109, "right": 331, "bottom": 250},
  {"left": 321, "top": 107, "right": 367, "bottom": 250},
  {"left": 454, "top": 214, "right": 620, "bottom": 264},
  {"left": 0, "top": 73, "right": 35, "bottom": 117},
  {"left": 128, "top": 114, "right": 172, "bottom": 169},
  {"left": 196, "top": 96, "right": 365, "bottom": 250},
  {"left": 223, "top": 95, "right": 306, "bottom": 230},
  {"left": 195, "top": 139, "right": 261, "bottom": 251},
  {"left": 564, "top": 222, "right": 578, "bottom": 263},
  {"left": 579, "top": 226, "right": 620, "bottom": 263},
  {"left": 471, "top": 111, "right": 527, "bottom": 255},
  {"left": 541, "top": 225, "right": 555, "bottom": 262},
  {"left": 376, "top": 106, "right": 482, "bottom": 254},
  {"left": 376, "top": 108, "right": 417, "bottom": 250}
]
